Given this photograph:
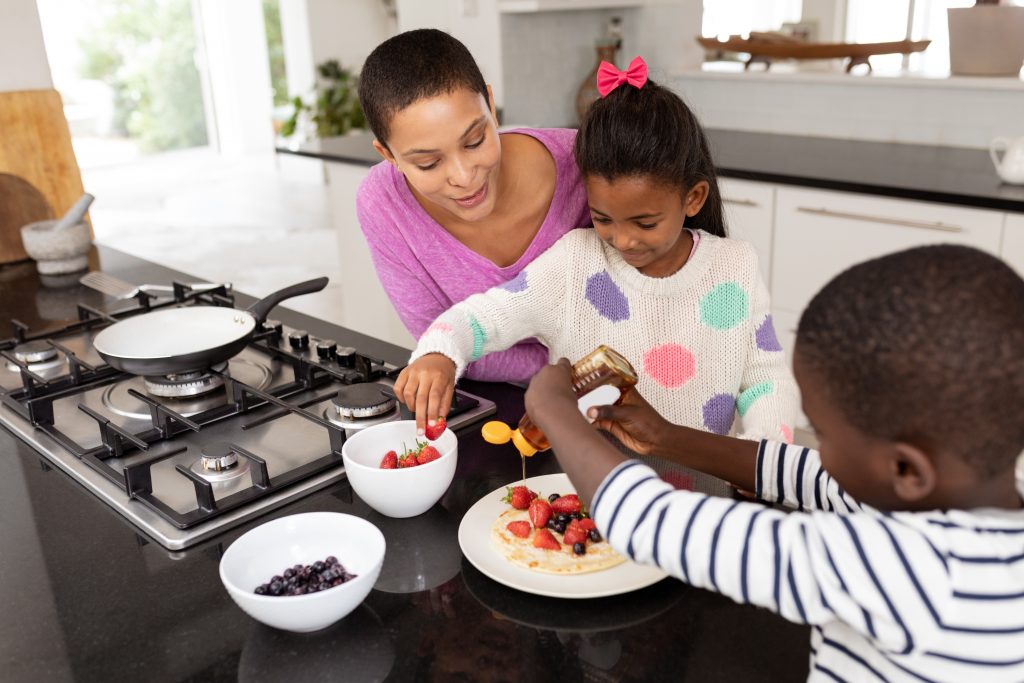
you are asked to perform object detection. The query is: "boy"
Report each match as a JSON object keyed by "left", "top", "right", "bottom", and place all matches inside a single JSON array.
[{"left": 525, "top": 244, "right": 1024, "bottom": 682}]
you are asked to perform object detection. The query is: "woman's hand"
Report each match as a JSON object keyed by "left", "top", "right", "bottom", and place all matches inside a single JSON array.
[
  {"left": 394, "top": 353, "right": 457, "bottom": 436},
  {"left": 587, "top": 389, "right": 672, "bottom": 457}
]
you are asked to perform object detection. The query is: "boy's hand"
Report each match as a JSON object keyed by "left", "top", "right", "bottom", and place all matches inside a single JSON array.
[
  {"left": 394, "top": 353, "right": 456, "bottom": 436},
  {"left": 588, "top": 390, "right": 671, "bottom": 457},
  {"left": 524, "top": 358, "right": 580, "bottom": 427}
]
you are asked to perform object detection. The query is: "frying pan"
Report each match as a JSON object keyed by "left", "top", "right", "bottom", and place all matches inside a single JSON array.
[{"left": 93, "top": 277, "right": 328, "bottom": 376}]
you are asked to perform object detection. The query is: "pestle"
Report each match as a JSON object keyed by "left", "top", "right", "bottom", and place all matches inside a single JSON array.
[{"left": 51, "top": 193, "right": 94, "bottom": 231}]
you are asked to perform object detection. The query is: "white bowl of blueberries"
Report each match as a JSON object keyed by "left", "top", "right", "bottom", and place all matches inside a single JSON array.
[{"left": 219, "top": 512, "right": 385, "bottom": 632}]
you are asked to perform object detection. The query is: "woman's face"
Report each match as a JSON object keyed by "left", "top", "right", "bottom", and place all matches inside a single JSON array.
[
  {"left": 374, "top": 88, "right": 502, "bottom": 223},
  {"left": 585, "top": 175, "right": 708, "bottom": 278}
]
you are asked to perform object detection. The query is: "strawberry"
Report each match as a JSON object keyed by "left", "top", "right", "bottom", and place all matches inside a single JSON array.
[
  {"left": 578, "top": 518, "right": 597, "bottom": 532},
  {"left": 532, "top": 528, "right": 560, "bottom": 550},
  {"left": 551, "top": 494, "right": 582, "bottom": 515},
  {"left": 502, "top": 485, "right": 537, "bottom": 510},
  {"left": 424, "top": 417, "right": 447, "bottom": 441},
  {"left": 506, "top": 521, "right": 531, "bottom": 538},
  {"left": 398, "top": 452, "right": 419, "bottom": 468},
  {"left": 417, "top": 445, "right": 441, "bottom": 465},
  {"left": 562, "top": 525, "right": 588, "bottom": 547},
  {"left": 379, "top": 450, "right": 398, "bottom": 469},
  {"left": 528, "top": 498, "right": 552, "bottom": 528}
]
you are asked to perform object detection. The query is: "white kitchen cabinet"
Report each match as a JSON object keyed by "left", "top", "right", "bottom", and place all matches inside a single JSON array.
[
  {"left": 326, "top": 162, "right": 415, "bottom": 349},
  {"left": 771, "top": 187, "right": 1006, "bottom": 315},
  {"left": 1001, "top": 213, "right": 1024, "bottom": 277},
  {"left": 719, "top": 177, "right": 774, "bottom": 285}
]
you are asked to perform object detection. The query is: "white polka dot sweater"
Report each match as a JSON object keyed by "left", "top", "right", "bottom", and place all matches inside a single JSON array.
[{"left": 411, "top": 229, "right": 800, "bottom": 492}]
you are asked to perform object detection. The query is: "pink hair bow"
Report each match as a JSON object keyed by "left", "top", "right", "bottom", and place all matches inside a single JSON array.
[{"left": 596, "top": 56, "right": 648, "bottom": 97}]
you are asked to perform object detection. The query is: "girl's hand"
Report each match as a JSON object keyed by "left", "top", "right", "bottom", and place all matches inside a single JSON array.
[
  {"left": 587, "top": 390, "right": 671, "bottom": 456},
  {"left": 394, "top": 354, "right": 456, "bottom": 436}
]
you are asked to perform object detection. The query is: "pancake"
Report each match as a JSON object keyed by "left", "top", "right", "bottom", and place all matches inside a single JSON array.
[{"left": 490, "top": 508, "right": 626, "bottom": 575}]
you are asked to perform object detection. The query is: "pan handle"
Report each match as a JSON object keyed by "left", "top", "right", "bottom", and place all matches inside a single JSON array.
[{"left": 246, "top": 277, "right": 329, "bottom": 324}]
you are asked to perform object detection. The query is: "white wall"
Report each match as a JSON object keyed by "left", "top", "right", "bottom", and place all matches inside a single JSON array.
[{"left": 0, "top": 0, "right": 52, "bottom": 92}]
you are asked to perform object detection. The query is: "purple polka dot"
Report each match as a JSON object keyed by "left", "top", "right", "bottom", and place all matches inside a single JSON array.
[
  {"left": 499, "top": 270, "right": 528, "bottom": 293},
  {"left": 585, "top": 271, "right": 630, "bottom": 322},
  {"left": 702, "top": 393, "right": 735, "bottom": 435},
  {"left": 755, "top": 315, "right": 782, "bottom": 352}
]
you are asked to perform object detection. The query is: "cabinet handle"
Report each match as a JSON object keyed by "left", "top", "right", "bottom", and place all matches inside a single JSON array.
[
  {"left": 796, "top": 207, "right": 963, "bottom": 233},
  {"left": 724, "top": 198, "right": 759, "bottom": 208}
]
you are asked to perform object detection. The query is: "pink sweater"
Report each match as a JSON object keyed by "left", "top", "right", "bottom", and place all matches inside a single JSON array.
[{"left": 356, "top": 127, "right": 590, "bottom": 382}]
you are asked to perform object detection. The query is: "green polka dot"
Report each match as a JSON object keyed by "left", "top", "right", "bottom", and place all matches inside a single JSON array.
[
  {"left": 700, "top": 282, "right": 749, "bottom": 330},
  {"left": 737, "top": 381, "right": 774, "bottom": 417},
  {"left": 469, "top": 314, "right": 487, "bottom": 361}
]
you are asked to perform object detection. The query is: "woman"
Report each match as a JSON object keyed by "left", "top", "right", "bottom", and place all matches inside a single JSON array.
[{"left": 356, "top": 29, "right": 589, "bottom": 383}]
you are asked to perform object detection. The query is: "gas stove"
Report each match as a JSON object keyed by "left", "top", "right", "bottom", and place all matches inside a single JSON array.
[{"left": 0, "top": 280, "right": 495, "bottom": 549}]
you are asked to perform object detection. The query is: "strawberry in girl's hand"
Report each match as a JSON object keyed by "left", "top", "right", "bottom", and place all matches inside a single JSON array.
[
  {"left": 528, "top": 498, "right": 552, "bottom": 528},
  {"left": 551, "top": 494, "right": 582, "bottom": 515},
  {"left": 417, "top": 445, "right": 441, "bottom": 464},
  {"left": 506, "top": 521, "right": 531, "bottom": 538},
  {"left": 379, "top": 450, "right": 398, "bottom": 469},
  {"left": 532, "top": 528, "right": 561, "bottom": 550},
  {"left": 502, "top": 485, "right": 538, "bottom": 510},
  {"left": 424, "top": 417, "right": 447, "bottom": 441}
]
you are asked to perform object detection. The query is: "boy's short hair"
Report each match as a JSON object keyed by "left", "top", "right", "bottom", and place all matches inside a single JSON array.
[
  {"left": 796, "top": 244, "right": 1024, "bottom": 477},
  {"left": 358, "top": 29, "right": 489, "bottom": 146}
]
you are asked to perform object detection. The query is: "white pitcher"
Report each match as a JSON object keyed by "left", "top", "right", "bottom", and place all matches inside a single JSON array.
[{"left": 990, "top": 136, "right": 1024, "bottom": 185}]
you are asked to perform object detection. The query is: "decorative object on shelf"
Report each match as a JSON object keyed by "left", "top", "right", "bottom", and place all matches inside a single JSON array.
[
  {"left": 948, "top": 1, "right": 1024, "bottom": 77},
  {"left": 575, "top": 16, "right": 623, "bottom": 122},
  {"left": 990, "top": 136, "right": 1024, "bottom": 185},
  {"left": 281, "top": 60, "right": 366, "bottom": 140},
  {"left": 695, "top": 36, "right": 931, "bottom": 74}
]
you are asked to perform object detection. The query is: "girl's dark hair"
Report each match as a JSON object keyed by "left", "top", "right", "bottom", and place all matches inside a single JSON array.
[
  {"left": 358, "top": 29, "right": 489, "bottom": 146},
  {"left": 574, "top": 79, "right": 726, "bottom": 237}
]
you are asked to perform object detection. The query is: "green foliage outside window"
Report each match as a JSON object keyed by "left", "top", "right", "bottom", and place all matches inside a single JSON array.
[{"left": 78, "top": 0, "right": 207, "bottom": 152}]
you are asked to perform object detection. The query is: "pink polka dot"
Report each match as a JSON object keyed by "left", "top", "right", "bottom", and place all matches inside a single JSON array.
[
  {"left": 423, "top": 322, "right": 453, "bottom": 337},
  {"left": 780, "top": 424, "right": 794, "bottom": 444},
  {"left": 643, "top": 343, "right": 695, "bottom": 389}
]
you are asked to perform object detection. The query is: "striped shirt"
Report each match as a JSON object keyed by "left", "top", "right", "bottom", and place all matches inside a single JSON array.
[{"left": 591, "top": 441, "right": 1024, "bottom": 682}]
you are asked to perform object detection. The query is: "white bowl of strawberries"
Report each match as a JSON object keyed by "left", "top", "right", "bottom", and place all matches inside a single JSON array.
[{"left": 341, "top": 419, "right": 457, "bottom": 518}]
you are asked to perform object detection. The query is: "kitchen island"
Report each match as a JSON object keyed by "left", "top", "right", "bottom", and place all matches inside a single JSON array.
[{"left": 0, "top": 247, "right": 809, "bottom": 682}]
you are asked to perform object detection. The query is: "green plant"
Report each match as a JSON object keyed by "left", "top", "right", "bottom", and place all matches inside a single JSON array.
[{"left": 281, "top": 60, "right": 366, "bottom": 139}]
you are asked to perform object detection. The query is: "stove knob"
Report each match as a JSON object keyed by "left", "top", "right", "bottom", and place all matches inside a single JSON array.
[
  {"left": 316, "top": 339, "right": 338, "bottom": 359},
  {"left": 287, "top": 329, "right": 310, "bottom": 349},
  {"left": 261, "top": 319, "right": 283, "bottom": 336},
  {"left": 335, "top": 346, "right": 356, "bottom": 368}
]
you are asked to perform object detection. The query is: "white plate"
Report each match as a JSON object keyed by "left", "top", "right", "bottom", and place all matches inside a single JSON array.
[{"left": 458, "top": 473, "right": 667, "bottom": 599}]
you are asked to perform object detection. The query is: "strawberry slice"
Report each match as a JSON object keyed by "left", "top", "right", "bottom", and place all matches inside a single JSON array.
[
  {"left": 417, "top": 445, "right": 441, "bottom": 464},
  {"left": 379, "top": 450, "right": 398, "bottom": 469},
  {"left": 562, "top": 526, "right": 588, "bottom": 547},
  {"left": 578, "top": 518, "right": 597, "bottom": 532},
  {"left": 506, "top": 521, "right": 531, "bottom": 538},
  {"left": 424, "top": 416, "right": 447, "bottom": 441},
  {"left": 532, "top": 528, "right": 560, "bottom": 550},
  {"left": 528, "top": 498, "right": 552, "bottom": 528},
  {"left": 502, "top": 485, "right": 537, "bottom": 510},
  {"left": 551, "top": 494, "right": 582, "bottom": 515}
]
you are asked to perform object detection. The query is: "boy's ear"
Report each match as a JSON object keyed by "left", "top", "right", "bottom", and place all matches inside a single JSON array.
[
  {"left": 685, "top": 181, "right": 710, "bottom": 217},
  {"left": 372, "top": 139, "right": 397, "bottom": 168},
  {"left": 888, "top": 441, "right": 937, "bottom": 503}
]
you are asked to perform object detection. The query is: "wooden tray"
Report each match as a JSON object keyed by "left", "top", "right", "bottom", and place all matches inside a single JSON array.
[{"left": 696, "top": 37, "right": 931, "bottom": 73}]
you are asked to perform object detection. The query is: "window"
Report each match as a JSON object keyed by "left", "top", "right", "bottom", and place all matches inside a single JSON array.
[{"left": 701, "top": 0, "right": 804, "bottom": 39}]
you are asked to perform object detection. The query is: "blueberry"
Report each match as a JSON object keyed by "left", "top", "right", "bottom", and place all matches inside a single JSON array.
[
  {"left": 283, "top": 568, "right": 295, "bottom": 579},
  {"left": 288, "top": 587, "right": 303, "bottom": 596},
  {"left": 255, "top": 585, "right": 268, "bottom": 595},
  {"left": 271, "top": 575, "right": 283, "bottom": 584},
  {"left": 557, "top": 514, "right": 569, "bottom": 524},
  {"left": 572, "top": 542, "right": 586, "bottom": 555},
  {"left": 553, "top": 521, "right": 566, "bottom": 534},
  {"left": 570, "top": 512, "right": 581, "bottom": 521},
  {"left": 332, "top": 578, "right": 344, "bottom": 587},
  {"left": 589, "top": 529, "right": 602, "bottom": 542},
  {"left": 548, "top": 493, "right": 559, "bottom": 503},
  {"left": 312, "top": 561, "right": 326, "bottom": 573},
  {"left": 546, "top": 519, "right": 557, "bottom": 530},
  {"left": 326, "top": 555, "right": 339, "bottom": 566},
  {"left": 269, "top": 581, "right": 283, "bottom": 595}
]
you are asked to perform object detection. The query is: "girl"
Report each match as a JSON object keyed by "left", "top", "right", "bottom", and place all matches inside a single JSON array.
[
  {"left": 397, "top": 57, "right": 798, "bottom": 494},
  {"left": 356, "top": 29, "right": 590, "bottom": 383}
]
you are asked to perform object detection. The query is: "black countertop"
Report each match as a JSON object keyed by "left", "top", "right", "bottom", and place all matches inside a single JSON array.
[
  {"left": 0, "top": 248, "right": 809, "bottom": 682},
  {"left": 278, "top": 129, "right": 1024, "bottom": 213}
]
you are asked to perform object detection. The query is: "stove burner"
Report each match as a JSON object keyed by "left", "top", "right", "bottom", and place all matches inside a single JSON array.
[
  {"left": 12, "top": 340, "right": 58, "bottom": 364},
  {"left": 331, "top": 383, "right": 396, "bottom": 419},
  {"left": 189, "top": 441, "right": 251, "bottom": 482},
  {"left": 143, "top": 363, "right": 228, "bottom": 398}
]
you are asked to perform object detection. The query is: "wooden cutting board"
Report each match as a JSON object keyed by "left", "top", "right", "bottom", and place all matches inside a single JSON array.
[{"left": 0, "top": 89, "right": 86, "bottom": 264}]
